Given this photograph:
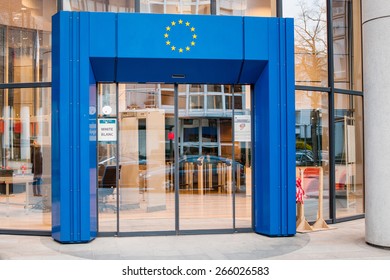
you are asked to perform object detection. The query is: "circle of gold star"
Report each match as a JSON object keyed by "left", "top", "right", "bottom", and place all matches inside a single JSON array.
[{"left": 164, "top": 19, "right": 197, "bottom": 53}]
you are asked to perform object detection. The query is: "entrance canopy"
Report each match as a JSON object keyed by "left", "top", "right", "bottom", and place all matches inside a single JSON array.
[{"left": 52, "top": 12, "right": 295, "bottom": 243}]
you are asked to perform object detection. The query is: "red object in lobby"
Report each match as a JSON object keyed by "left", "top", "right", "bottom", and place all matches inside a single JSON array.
[{"left": 14, "top": 122, "right": 22, "bottom": 133}]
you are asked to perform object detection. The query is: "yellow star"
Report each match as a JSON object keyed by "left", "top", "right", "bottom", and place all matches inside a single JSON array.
[
  {"left": 186, "top": 46, "right": 190, "bottom": 51},
  {"left": 192, "top": 34, "right": 197, "bottom": 39},
  {"left": 185, "top": 21, "right": 190, "bottom": 26},
  {"left": 179, "top": 19, "right": 183, "bottom": 24},
  {"left": 171, "top": 46, "right": 176, "bottom": 51},
  {"left": 164, "top": 33, "right": 169, "bottom": 38},
  {"left": 171, "top": 21, "right": 176, "bottom": 26},
  {"left": 166, "top": 40, "right": 171, "bottom": 45},
  {"left": 191, "top": 27, "right": 195, "bottom": 32},
  {"left": 166, "top": 26, "right": 171, "bottom": 31},
  {"left": 191, "top": 41, "right": 196, "bottom": 46},
  {"left": 179, "top": 48, "right": 183, "bottom": 53}
]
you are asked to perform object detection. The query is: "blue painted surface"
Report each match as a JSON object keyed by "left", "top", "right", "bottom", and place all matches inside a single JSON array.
[{"left": 52, "top": 11, "right": 295, "bottom": 243}]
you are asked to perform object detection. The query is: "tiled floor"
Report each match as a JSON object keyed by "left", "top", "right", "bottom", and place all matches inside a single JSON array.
[{"left": 0, "top": 219, "right": 389, "bottom": 260}]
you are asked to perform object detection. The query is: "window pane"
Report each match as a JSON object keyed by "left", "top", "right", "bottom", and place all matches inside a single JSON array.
[
  {"left": 334, "top": 93, "right": 364, "bottom": 218},
  {"left": 190, "top": 95, "right": 204, "bottom": 109},
  {"left": 217, "top": 0, "right": 276, "bottom": 16},
  {"left": 0, "top": 1, "right": 55, "bottom": 83},
  {"left": 207, "top": 95, "right": 223, "bottom": 109},
  {"left": 63, "top": 0, "right": 135, "bottom": 12},
  {"left": 140, "top": 0, "right": 211, "bottom": 15},
  {"left": 0, "top": 88, "right": 52, "bottom": 231},
  {"left": 295, "top": 90, "right": 330, "bottom": 222},
  {"left": 332, "top": 0, "right": 362, "bottom": 91},
  {"left": 225, "top": 95, "right": 243, "bottom": 110},
  {"left": 0, "top": 1, "right": 56, "bottom": 31},
  {"left": 283, "top": 0, "right": 328, "bottom": 87}
]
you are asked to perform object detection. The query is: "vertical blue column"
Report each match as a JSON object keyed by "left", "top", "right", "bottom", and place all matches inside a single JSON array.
[
  {"left": 52, "top": 12, "right": 97, "bottom": 243},
  {"left": 252, "top": 18, "right": 296, "bottom": 236}
]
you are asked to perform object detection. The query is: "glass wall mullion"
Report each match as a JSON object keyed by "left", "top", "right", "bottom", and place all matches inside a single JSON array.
[
  {"left": 135, "top": 0, "right": 141, "bottom": 13},
  {"left": 58, "top": 0, "right": 63, "bottom": 11},
  {"left": 333, "top": 88, "right": 363, "bottom": 96},
  {"left": 115, "top": 83, "right": 120, "bottom": 234},
  {"left": 327, "top": 0, "right": 336, "bottom": 222},
  {"left": 211, "top": 0, "right": 217, "bottom": 15},
  {"left": 174, "top": 83, "right": 180, "bottom": 234},
  {"left": 277, "top": 0, "right": 283, "bottom": 17},
  {"left": 232, "top": 87, "right": 236, "bottom": 230}
]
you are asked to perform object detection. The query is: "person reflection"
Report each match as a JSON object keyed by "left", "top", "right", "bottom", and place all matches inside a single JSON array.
[{"left": 31, "top": 139, "right": 43, "bottom": 196}]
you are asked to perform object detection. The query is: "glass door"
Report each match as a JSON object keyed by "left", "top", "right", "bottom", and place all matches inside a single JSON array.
[
  {"left": 118, "top": 83, "right": 175, "bottom": 233},
  {"left": 97, "top": 84, "right": 118, "bottom": 233},
  {"left": 97, "top": 83, "right": 252, "bottom": 234}
]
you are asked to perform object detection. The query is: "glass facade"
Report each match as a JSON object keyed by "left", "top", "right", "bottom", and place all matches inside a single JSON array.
[
  {"left": 332, "top": 0, "right": 362, "bottom": 91},
  {"left": 0, "top": 0, "right": 55, "bottom": 233},
  {"left": 0, "top": 0, "right": 364, "bottom": 234},
  {"left": 295, "top": 90, "right": 330, "bottom": 221},
  {"left": 334, "top": 93, "right": 364, "bottom": 218},
  {"left": 285, "top": 0, "right": 364, "bottom": 224},
  {"left": 284, "top": 0, "right": 328, "bottom": 87}
]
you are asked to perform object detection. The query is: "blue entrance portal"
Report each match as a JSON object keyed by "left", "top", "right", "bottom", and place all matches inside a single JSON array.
[{"left": 52, "top": 12, "right": 295, "bottom": 243}]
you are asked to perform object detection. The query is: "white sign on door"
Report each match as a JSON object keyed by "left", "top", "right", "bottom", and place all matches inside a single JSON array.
[
  {"left": 234, "top": 115, "right": 251, "bottom": 142},
  {"left": 98, "top": 119, "right": 117, "bottom": 142}
]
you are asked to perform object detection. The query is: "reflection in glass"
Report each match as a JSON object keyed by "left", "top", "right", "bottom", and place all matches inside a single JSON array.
[
  {"left": 233, "top": 93, "right": 252, "bottom": 229},
  {"left": 283, "top": 0, "right": 328, "bottom": 87},
  {"left": 332, "top": 0, "right": 362, "bottom": 91},
  {"left": 190, "top": 95, "right": 204, "bottom": 110},
  {"left": 121, "top": 84, "right": 175, "bottom": 232},
  {"left": 217, "top": 0, "right": 276, "bottom": 16},
  {"left": 140, "top": 0, "right": 210, "bottom": 14},
  {"left": 0, "top": 88, "right": 52, "bottom": 230},
  {"left": 0, "top": 1, "right": 56, "bottom": 31},
  {"left": 334, "top": 93, "right": 364, "bottom": 218},
  {"left": 63, "top": 0, "right": 135, "bottom": 12},
  {"left": 97, "top": 84, "right": 117, "bottom": 232},
  {"left": 179, "top": 116, "right": 234, "bottom": 230},
  {"left": 0, "top": 27, "right": 52, "bottom": 83},
  {"left": 207, "top": 95, "right": 223, "bottom": 110},
  {"left": 295, "top": 90, "right": 329, "bottom": 222}
]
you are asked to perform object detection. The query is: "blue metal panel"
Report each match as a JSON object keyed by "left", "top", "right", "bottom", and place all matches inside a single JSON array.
[
  {"left": 116, "top": 14, "right": 244, "bottom": 84},
  {"left": 52, "top": 12, "right": 96, "bottom": 243},
  {"left": 117, "top": 14, "right": 243, "bottom": 60},
  {"left": 89, "top": 13, "right": 116, "bottom": 58},
  {"left": 253, "top": 64, "right": 271, "bottom": 234},
  {"left": 252, "top": 18, "right": 295, "bottom": 236},
  {"left": 115, "top": 58, "right": 243, "bottom": 84},
  {"left": 279, "top": 19, "right": 288, "bottom": 235},
  {"left": 267, "top": 18, "right": 282, "bottom": 235},
  {"left": 243, "top": 17, "right": 269, "bottom": 61},
  {"left": 89, "top": 12, "right": 116, "bottom": 82},
  {"left": 52, "top": 12, "right": 72, "bottom": 241},
  {"left": 51, "top": 12, "right": 61, "bottom": 240},
  {"left": 285, "top": 18, "right": 297, "bottom": 235},
  {"left": 90, "top": 58, "right": 116, "bottom": 82},
  {"left": 79, "top": 12, "right": 97, "bottom": 241}
]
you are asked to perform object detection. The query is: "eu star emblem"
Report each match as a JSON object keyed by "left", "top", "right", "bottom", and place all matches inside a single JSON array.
[{"left": 164, "top": 19, "right": 197, "bottom": 54}]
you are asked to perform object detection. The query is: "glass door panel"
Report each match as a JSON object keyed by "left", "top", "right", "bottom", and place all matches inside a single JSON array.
[
  {"left": 233, "top": 88, "right": 252, "bottom": 229},
  {"left": 179, "top": 115, "right": 233, "bottom": 230},
  {"left": 97, "top": 84, "right": 118, "bottom": 233},
  {"left": 118, "top": 84, "right": 175, "bottom": 232}
]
